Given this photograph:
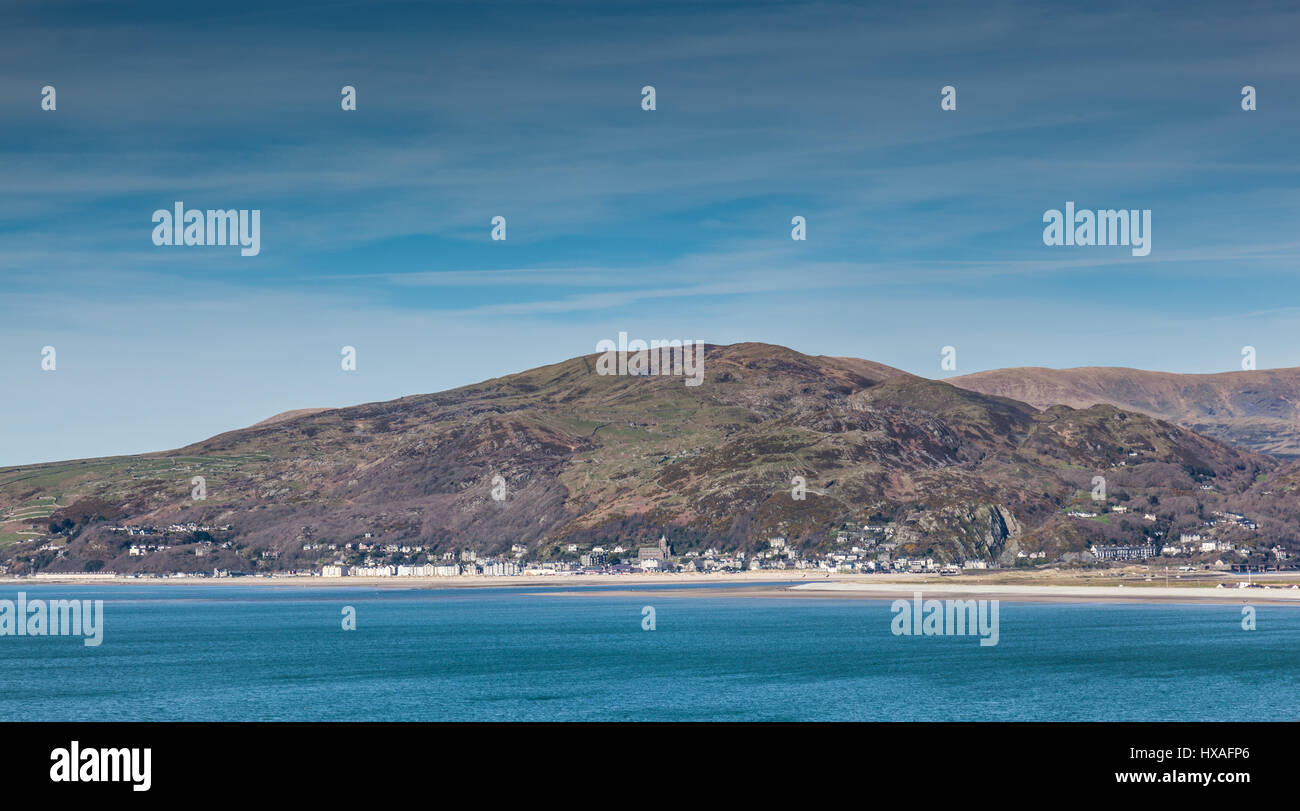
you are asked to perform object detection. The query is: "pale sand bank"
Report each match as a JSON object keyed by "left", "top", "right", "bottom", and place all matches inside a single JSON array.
[
  {"left": 5, "top": 571, "right": 1299, "bottom": 605},
  {"left": 523, "top": 578, "right": 1300, "bottom": 605},
  {"left": 0, "top": 571, "right": 820, "bottom": 589},
  {"left": 784, "top": 581, "right": 1300, "bottom": 605}
]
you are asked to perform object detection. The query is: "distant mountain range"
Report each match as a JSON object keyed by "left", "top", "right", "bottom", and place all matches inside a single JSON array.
[
  {"left": 949, "top": 366, "right": 1300, "bottom": 457},
  {"left": 2, "top": 344, "right": 1297, "bottom": 574}
]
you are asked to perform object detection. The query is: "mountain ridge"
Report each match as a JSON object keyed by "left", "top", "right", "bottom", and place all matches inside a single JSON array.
[
  {"left": 949, "top": 365, "right": 1300, "bottom": 456},
  {"left": 2, "top": 343, "right": 1296, "bottom": 575}
]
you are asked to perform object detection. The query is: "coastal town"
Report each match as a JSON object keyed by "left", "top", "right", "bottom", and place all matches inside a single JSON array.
[{"left": 5, "top": 508, "right": 1294, "bottom": 580}]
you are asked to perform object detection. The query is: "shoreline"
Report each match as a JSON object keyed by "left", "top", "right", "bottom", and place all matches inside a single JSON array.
[
  {"left": 0, "top": 570, "right": 817, "bottom": 588},
  {"left": 4, "top": 570, "right": 1300, "bottom": 605},
  {"left": 525, "top": 581, "right": 1300, "bottom": 606},
  {"left": 782, "top": 580, "right": 1300, "bottom": 606}
]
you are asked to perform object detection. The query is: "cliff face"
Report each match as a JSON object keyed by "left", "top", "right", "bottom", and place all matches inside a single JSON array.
[
  {"left": 893, "top": 504, "right": 1023, "bottom": 564},
  {"left": 0, "top": 343, "right": 1288, "bottom": 574}
]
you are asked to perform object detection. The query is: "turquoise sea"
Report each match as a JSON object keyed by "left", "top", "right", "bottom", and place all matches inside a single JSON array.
[{"left": 1, "top": 583, "right": 1297, "bottom": 721}]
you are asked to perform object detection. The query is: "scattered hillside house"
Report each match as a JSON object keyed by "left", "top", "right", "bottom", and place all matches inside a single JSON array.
[{"left": 1068, "top": 510, "right": 1097, "bottom": 518}]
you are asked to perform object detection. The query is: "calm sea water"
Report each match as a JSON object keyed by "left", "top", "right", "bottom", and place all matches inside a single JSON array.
[{"left": 1, "top": 583, "right": 1296, "bottom": 721}]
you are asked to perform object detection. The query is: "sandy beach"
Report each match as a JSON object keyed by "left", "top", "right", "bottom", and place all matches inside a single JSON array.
[
  {"left": 0, "top": 570, "right": 816, "bottom": 589},
  {"left": 5, "top": 568, "right": 1300, "bottom": 605},
  {"left": 520, "top": 581, "right": 1300, "bottom": 606},
  {"left": 783, "top": 580, "right": 1300, "bottom": 605}
]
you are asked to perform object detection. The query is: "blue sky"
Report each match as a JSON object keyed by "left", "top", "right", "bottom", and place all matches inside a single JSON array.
[{"left": 2, "top": 0, "right": 1299, "bottom": 465}]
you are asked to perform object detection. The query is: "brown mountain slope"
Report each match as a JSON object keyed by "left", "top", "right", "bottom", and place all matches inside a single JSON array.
[
  {"left": 250, "top": 408, "right": 331, "bottom": 428},
  {"left": 948, "top": 366, "right": 1300, "bottom": 457},
  {"left": 1, "top": 343, "right": 1294, "bottom": 575}
]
